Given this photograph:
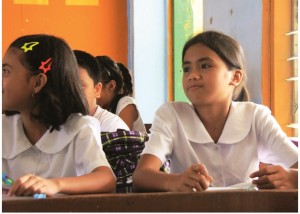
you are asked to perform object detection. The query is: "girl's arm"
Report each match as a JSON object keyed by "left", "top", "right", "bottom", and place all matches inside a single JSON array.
[
  {"left": 133, "top": 154, "right": 212, "bottom": 192},
  {"left": 118, "top": 104, "right": 138, "bottom": 130},
  {"left": 250, "top": 162, "right": 298, "bottom": 189},
  {"left": 8, "top": 166, "right": 116, "bottom": 196}
]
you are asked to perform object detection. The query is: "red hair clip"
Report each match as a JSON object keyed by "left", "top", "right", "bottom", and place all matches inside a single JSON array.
[{"left": 39, "top": 58, "right": 53, "bottom": 74}]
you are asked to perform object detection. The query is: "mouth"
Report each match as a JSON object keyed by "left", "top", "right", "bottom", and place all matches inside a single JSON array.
[{"left": 188, "top": 84, "right": 203, "bottom": 90}]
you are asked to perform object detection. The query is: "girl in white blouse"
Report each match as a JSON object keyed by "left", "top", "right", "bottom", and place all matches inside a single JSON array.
[
  {"left": 133, "top": 31, "right": 298, "bottom": 192},
  {"left": 2, "top": 34, "right": 116, "bottom": 196},
  {"left": 96, "top": 56, "right": 146, "bottom": 133}
]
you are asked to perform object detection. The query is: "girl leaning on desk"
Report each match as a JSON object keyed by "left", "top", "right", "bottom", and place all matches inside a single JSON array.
[
  {"left": 2, "top": 34, "right": 116, "bottom": 196},
  {"left": 133, "top": 30, "right": 298, "bottom": 192}
]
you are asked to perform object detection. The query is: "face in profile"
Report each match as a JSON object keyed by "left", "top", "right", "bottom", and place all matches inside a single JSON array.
[
  {"left": 2, "top": 47, "right": 35, "bottom": 112},
  {"left": 78, "top": 66, "right": 101, "bottom": 115}
]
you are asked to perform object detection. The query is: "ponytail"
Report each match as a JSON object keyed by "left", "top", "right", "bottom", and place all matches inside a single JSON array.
[
  {"left": 233, "top": 86, "right": 250, "bottom": 102},
  {"left": 117, "top": 63, "right": 133, "bottom": 96}
]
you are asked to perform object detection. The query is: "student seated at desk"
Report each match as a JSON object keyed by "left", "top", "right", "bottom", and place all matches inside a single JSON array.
[
  {"left": 95, "top": 56, "right": 146, "bottom": 133},
  {"left": 2, "top": 34, "right": 116, "bottom": 196},
  {"left": 133, "top": 31, "right": 298, "bottom": 192},
  {"left": 74, "top": 50, "right": 129, "bottom": 132}
]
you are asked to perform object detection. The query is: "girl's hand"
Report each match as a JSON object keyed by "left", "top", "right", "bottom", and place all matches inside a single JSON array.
[
  {"left": 250, "top": 165, "right": 298, "bottom": 189},
  {"left": 172, "top": 164, "right": 213, "bottom": 192},
  {"left": 8, "top": 174, "right": 60, "bottom": 196}
]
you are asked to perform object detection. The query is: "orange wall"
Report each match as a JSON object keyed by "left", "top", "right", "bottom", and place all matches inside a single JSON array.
[{"left": 2, "top": 0, "right": 128, "bottom": 65}]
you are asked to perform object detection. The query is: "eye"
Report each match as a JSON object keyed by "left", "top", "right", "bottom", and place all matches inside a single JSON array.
[
  {"left": 2, "top": 67, "right": 10, "bottom": 76},
  {"left": 200, "top": 63, "right": 211, "bottom": 69},
  {"left": 182, "top": 66, "right": 191, "bottom": 73}
]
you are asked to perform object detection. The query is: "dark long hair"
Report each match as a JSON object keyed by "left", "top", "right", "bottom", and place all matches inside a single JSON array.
[
  {"left": 96, "top": 56, "right": 134, "bottom": 113},
  {"left": 5, "top": 34, "right": 89, "bottom": 131},
  {"left": 182, "top": 31, "right": 250, "bottom": 101}
]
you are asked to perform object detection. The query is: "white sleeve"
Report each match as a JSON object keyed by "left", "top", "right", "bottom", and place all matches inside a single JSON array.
[
  {"left": 142, "top": 103, "right": 174, "bottom": 164},
  {"left": 74, "top": 117, "right": 112, "bottom": 175},
  {"left": 100, "top": 112, "right": 130, "bottom": 132},
  {"left": 255, "top": 105, "right": 298, "bottom": 168},
  {"left": 115, "top": 96, "right": 136, "bottom": 115}
]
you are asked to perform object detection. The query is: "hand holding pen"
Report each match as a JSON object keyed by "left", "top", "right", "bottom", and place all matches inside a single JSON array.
[{"left": 171, "top": 163, "right": 213, "bottom": 192}]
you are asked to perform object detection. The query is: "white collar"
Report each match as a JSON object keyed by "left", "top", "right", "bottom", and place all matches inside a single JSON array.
[
  {"left": 174, "top": 102, "right": 255, "bottom": 144},
  {"left": 3, "top": 114, "right": 98, "bottom": 159}
]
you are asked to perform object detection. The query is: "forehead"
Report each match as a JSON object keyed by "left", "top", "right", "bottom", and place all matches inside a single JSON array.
[
  {"left": 3, "top": 47, "right": 23, "bottom": 64},
  {"left": 79, "top": 67, "right": 93, "bottom": 81},
  {"left": 183, "top": 43, "right": 221, "bottom": 62}
]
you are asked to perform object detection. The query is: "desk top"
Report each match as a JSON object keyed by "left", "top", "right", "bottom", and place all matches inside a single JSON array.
[{"left": 2, "top": 189, "right": 298, "bottom": 212}]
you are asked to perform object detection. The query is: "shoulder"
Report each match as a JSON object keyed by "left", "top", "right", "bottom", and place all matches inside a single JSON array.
[
  {"left": 153, "top": 101, "right": 196, "bottom": 130},
  {"left": 64, "top": 113, "right": 100, "bottom": 137},
  {"left": 94, "top": 106, "right": 129, "bottom": 131},
  {"left": 116, "top": 96, "right": 137, "bottom": 114},
  {"left": 156, "top": 101, "right": 194, "bottom": 115},
  {"left": 230, "top": 102, "right": 272, "bottom": 121},
  {"left": 231, "top": 101, "right": 270, "bottom": 113},
  {"left": 37, "top": 114, "right": 100, "bottom": 154},
  {"left": 118, "top": 96, "right": 136, "bottom": 106},
  {"left": 219, "top": 102, "right": 272, "bottom": 143},
  {"left": 65, "top": 113, "right": 99, "bottom": 130}
]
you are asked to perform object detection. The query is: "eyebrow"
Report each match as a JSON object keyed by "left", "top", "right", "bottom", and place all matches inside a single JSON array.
[
  {"left": 2, "top": 63, "right": 12, "bottom": 68},
  {"left": 182, "top": 57, "right": 212, "bottom": 65}
]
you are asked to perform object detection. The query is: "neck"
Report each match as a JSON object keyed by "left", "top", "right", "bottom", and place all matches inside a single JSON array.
[
  {"left": 90, "top": 104, "right": 98, "bottom": 116},
  {"left": 20, "top": 112, "right": 48, "bottom": 145},
  {"left": 194, "top": 101, "right": 231, "bottom": 143}
]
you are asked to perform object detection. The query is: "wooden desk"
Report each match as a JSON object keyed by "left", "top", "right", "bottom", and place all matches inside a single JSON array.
[{"left": 2, "top": 190, "right": 298, "bottom": 212}]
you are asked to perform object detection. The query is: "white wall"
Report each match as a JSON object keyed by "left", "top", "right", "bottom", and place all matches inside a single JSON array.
[
  {"left": 203, "top": 0, "right": 262, "bottom": 103},
  {"left": 128, "top": 0, "right": 168, "bottom": 123}
]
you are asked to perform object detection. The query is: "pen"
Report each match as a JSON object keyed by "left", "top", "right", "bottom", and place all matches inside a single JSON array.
[{"left": 2, "top": 172, "right": 47, "bottom": 199}]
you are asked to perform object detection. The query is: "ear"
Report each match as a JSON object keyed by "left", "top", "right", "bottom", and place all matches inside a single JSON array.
[
  {"left": 107, "top": 80, "right": 116, "bottom": 92},
  {"left": 32, "top": 73, "right": 48, "bottom": 94},
  {"left": 229, "top": 69, "right": 243, "bottom": 86},
  {"left": 94, "top": 82, "right": 102, "bottom": 98}
]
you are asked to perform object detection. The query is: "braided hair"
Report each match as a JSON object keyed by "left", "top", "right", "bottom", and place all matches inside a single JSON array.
[{"left": 96, "top": 56, "right": 134, "bottom": 113}]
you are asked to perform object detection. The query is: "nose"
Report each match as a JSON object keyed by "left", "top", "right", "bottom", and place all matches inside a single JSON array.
[{"left": 187, "top": 69, "right": 201, "bottom": 81}]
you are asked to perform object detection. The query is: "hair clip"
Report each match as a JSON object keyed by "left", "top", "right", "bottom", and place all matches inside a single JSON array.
[
  {"left": 39, "top": 58, "right": 53, "bottom": 74},
  {"left": 21, "top": 42, "right": 39, "bottom": 52},
  {"left": 2, "top": 172, "right": 13, "bottom": 187}
]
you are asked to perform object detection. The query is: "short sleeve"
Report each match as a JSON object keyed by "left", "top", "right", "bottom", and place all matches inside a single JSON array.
[
  {"left": 142, "top": 103, "right": 175, "bottom": 164},
  {"left": 115, "top": 96, "right": 136, "bottom": 115},
  {"left": 255, "top": 105, "right": 298, "bottom": 168},
  {"left": 73, "top": 117, "right": 112, "bottom": 175}
]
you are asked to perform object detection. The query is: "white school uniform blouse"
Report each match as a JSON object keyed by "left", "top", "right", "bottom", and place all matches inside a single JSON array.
[
  {"left": 142, "top": 101, "right": 298, "bottom": 187},
  {"left": 115, "top": 96, "right": 146, "bottom": 133},
  {"left": 2, "top": 113, "right": 112, "bottom": 181},
  {"left": 93, "top": 105, "right": 129, "bottom": 132}
]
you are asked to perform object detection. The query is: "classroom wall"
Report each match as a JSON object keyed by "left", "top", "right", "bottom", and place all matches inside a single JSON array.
[
  {"left": 130, "top": 0, "right": 168, "bottom": 123},
  {"left": 203, "top": 0, "right": 262, "bottom": 104},
  {"left": 173, "top": 0, "right": 203, "bottom": 102},
  {"left": 2, "top": 0, "right": 128, "bottom": 65}
]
